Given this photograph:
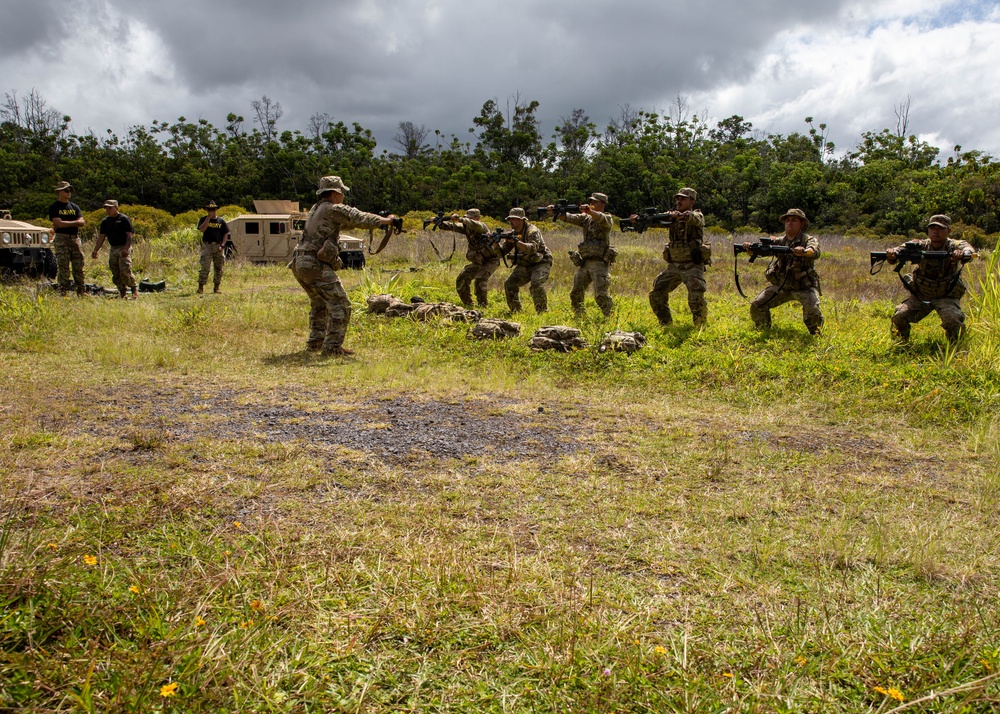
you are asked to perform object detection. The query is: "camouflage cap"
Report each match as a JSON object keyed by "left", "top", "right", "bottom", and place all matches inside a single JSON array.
[
  {"left": 780, "top": 208, "right": 809, "bottom": 228},
  {"left": 316, "top": 175, "right": 350, "bottom": 195},
  {"left": 54, "top": 181, "right": 73, "bottom": 192},
  {"left": 588, "top": 192, "right": 609, "bottom": 205},
  {"left": 465, "top": 208, "right": 481, "bottom": 220},
  {"left": 506, "top": 207, "right": 526, "bottom": 221},
  {"left": 204, "top": 200, "right": 219, "bottom": 210},
  {"left": 675, "top": 187, "right": 698, "bottom": 201},
  {"left": 927, "top": 214, "right": 951, "bottom": 228},
  {"left": 103, "top": 199, "right": 119, "bottom": 208}
]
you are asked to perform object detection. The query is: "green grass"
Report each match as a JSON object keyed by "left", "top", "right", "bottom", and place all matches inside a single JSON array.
[{"left": 1, "top": 227, "right": 999, "bottom": 711}]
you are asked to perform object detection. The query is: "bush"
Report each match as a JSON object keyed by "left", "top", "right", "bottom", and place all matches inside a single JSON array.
[
  {"left": 845, "top": 225, "right": 879, "bottom": 239},
  {"left": 733, "top": 224, "right": 763, "bottom": 235},
  {"left": 950, "top": 221, "right": 993, "bottom": 250}
]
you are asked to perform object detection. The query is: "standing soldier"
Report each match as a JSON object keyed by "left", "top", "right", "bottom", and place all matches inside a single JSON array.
[
  {"left": 438, "top": 209, "right": 496, "bottom": 307},
  {"left": 92, "top": 200, "right": 138, "bottom": 299},
  {"left": 48, "top": 181, "right": 86, "bottom": 294},
  {"left": 556, "top": 192, "right": 615, "bottom": 318},
  {"left": 887, "top": 214, "right": 976, "bottom": 344},
  {"left": 291, "top": 176, "right": 397, "bottom": 356},
  {"left": 646, "top": 187, "right": 709, "bottom": 326},
  {"left": 196, "top": 201, "right": 229, "bottom": 294},
  {"left": 500, "top": 207, "right": 552, "bottom": 314},
  {"left": 743, "top": 208, "right": 823, "bottom": 335}
]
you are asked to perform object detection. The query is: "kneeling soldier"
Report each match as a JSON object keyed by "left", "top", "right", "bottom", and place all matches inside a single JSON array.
[
  {"left": 744, "top": 208, "right": 823, "bottom": 335},
  {"left": 438, "top": 208, "right": 497, "bottom": 307},
  {"left": 501, "top": 208, "right": 552, "bottom": 313},
  {"left": 291, "top": 176, "right": 397, "bottom": 356},
  {"left": 92, "top": 200, "right": 138, "bottom": 298},
  {"left": 888, "top": 214, "right": 975, "bottom": 344},
  {"left": 647, "top": 187, "right": 709, "bottom": 326}
]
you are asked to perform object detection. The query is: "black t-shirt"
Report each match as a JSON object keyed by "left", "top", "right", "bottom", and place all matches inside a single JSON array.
[
  {"left": 48, "top": 200, "right": 83, "bottom": 236},
  {"left": 199, "top": 215, "right": 229, "bottom": 243},
  {"left": 99, "top": 213, "right": 134, "bottom": 247}
]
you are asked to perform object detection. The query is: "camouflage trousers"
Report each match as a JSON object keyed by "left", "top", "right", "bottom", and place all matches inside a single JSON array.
[
  {"left": 892, "top": 295, "right": 965, "bottom": 342},
  {"left": 649, "top": 263, "right": 707, "bottom": 325},
  {"left": 291, "top": 253, "right": 351, "bottom": 352},
  {"left": 504, "top": 259, "right": 551, "bottom": 313},
  {"left": 456, "top": 256, "right": 500, "bottom": 307},
  {"left": 751, "top": 286, "right": 823, "bottom": 334},
  {"left": 109, "top": 246, "right": 137, "bottom": 294},
  {"left": 198, "top": 243, "right": 225, "bottom": 287},
  {"left": 54, "top": 234, "right": 85, "bottom": 293},
  {"left": 570, "top": 258, "right": 613, "bottom": 316}
]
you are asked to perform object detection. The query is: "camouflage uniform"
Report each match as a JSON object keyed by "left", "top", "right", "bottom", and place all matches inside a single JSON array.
[
  {"left": 53, "top": 234, "right": 85, "bottom": 293},
  {"left": 502, "top": 213, "right": 552, "bottom": 313},
  {"left": 198, "top": 243, "right": 225, "bottom": 289},
  {"left": 749, "top": 230, "right": 823, "bottom": 334},
  {"left": 291, "top": 200, "right": 383, "bottom": 353},
  {"left": 108, "top": 245, "right": 137, "bottom": 294},
  {"left": 565, "top": 205, "right": 615, "bottom": 317},
  {"left": 649, "top": 209, "right": 708, "bottom": 325},
  {"left": 890, "top": 235, "right": 974, "bottom": 343},
  {"left": 439, "top": 210, "right": 496, "bottom": 307}
]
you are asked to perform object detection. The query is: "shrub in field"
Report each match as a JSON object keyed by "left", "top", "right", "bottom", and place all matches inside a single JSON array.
[
  {"left": 845, "top": 225, "right": 879, "bottom": 239},
  {"left": 733, "top": 224, "right": 764, "bottom": 235}
]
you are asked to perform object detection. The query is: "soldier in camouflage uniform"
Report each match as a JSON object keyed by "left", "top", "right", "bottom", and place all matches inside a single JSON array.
[
  {"left": 646, "top": 187, "right": 709, "bottom": 326},
  {"left": 92, "top": 199, "right": 138, "bottom": 298},
  {"left": 437, "top": 209, "right": 496, "bottom": 307},
  {"left": 47, "top": 181, "right": 86, "bottom": 294},
  {"left": 555, "top": 192, "right": 615, "bottom": 317},
  {"left": 744, "top": 208, "right": 823, "bottom": 335},
  {"left": 291, "top": 176, "right": 397, "bottom": 356},
  {"left": 499, "top": 207, "right": 552, "bottom": 313},
  {"left": 887, "top": 214, "right": 976, "bottom": 344},
  {"left": 196, "top": 201, "right": 229, "bottom": 293}
]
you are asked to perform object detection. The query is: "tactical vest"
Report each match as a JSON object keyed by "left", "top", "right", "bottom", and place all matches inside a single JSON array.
[
  {"left": 511, "top": 225, "right": 552, "bottom": 265},
  {"left": 765, "top": 233, "right": 821, "bottom": 290},
  {"left": 665, "top": 211, "right": 706, "bottom": 265},
  {"left": 910, "top": 238, "right": 970, "bottom": 299}
]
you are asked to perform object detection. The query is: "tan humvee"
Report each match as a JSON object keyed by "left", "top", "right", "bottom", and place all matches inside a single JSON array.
[
  {"left": 0, "top": 215, "right": 57, "bottom": 279},
  {"left": 227, "top": 200, "right": 365, "bottom": 268}
]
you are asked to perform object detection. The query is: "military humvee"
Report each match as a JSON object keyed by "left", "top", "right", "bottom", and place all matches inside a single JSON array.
[
  {"left": 227, "top": 200, "right": 365, "bottom": 269},
  {"left": 0, "top": 215, "right": 57, "bottom": 279}
]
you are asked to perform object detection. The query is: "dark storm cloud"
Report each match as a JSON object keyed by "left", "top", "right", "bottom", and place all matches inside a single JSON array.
[{"left": 0, "top": 0, "right": 69, "bottom": 58}]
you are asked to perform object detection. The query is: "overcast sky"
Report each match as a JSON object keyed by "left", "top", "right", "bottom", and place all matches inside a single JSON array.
[{"left": 2, "top": 0, "right": 999, "bottom": 160}]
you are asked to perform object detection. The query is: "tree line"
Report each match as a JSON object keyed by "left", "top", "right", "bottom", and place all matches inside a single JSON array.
[{"left": 2, "top": 89, "right": 998, "bottom": 243}]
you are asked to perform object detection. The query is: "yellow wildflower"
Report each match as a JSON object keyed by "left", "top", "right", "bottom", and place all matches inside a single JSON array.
[
  {"left": 874, "top": 686, "right": 888, "bottom": 696},
  {"left": 982, "top": 659, "right": 992, "bottom": 672},
  {"left": 195, "top": 616, "right": 206, "bottom": 628},
  {"left": 46, "top": 542, "right": 58, "bottom": 550},
  {"left": 240, "top": 619, "right": 254, "bottom": 629},
  {"left": 653, "top": 645, "right": 667, "bottom": 655},
  {"left": 250, "top": 599, "right": 264, "bottom": 612},
  {"left": 223, "top": 550, "right": 231, "bottom": 556},
  {"left": 160, "top": 682, "right": 178, "bottom": 698},
  {"left": 233, "top": 521, "right": 243, "bottom": 529},
  {"left": 722, "top": 672, "right": 734, "bottom": 678},
  {"left": 83, "top": 555, "right": 97, "bottom": 566},
  {"left": 887, "top": 688, "right": 904, "bottom": 702},
  {"left": 795, "top": 656, "right": 807, "bottom": 666},
  {"left": 129, "top": 585, "right": 140, "bottom": 594}
]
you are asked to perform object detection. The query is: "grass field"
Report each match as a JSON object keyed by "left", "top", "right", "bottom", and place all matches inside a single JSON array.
[{"left": 2, "top": 224, "right": 999, "bottom": 712}]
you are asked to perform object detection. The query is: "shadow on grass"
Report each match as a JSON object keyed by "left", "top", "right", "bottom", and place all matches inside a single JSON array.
[{"left": 261, "top": 350, "right": 329, "bottom": 367}]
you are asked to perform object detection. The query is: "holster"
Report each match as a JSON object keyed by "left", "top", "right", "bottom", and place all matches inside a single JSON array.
[
  {"left": 568, "top": 250, "right": 583, "bottom": 267},
  {"left": 316, "top": 239, "right": 342, "bottom": 269}
]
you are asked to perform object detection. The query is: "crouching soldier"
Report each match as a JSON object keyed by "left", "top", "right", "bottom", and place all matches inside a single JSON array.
[
  {"left": 500, "top": 208, "right": 552, "bottom": 313},
  {"left": 291, "top": 176, "right": 397, "bottom": 356},
  {"left": 438, "top": 209, "right": 497, "bottom": 307},
  {"left": 647, "top": 187, "right": 709, "bottom": 326},
  {"left": 557, "top": 192, "right": 615, "bottom": 318},
  {"left": 888, "top": 214, "right": 976, "bottom": 344},
  {"left": 744, "top": 208, "right": 823, "bottom": 335}
]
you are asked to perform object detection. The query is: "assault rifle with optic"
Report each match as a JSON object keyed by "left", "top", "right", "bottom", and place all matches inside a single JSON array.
[
  {"left": 536, "top": 199, "right": 580, "bottom": 221},
  {"left": 869, "top": 241, "right": 951, "bottom": 271},
  {"left": 732, "top": 236, "right": 793, "bottom": 262},
  {"left": 620, "top": 207, "right": 683, "bottom": 233}
]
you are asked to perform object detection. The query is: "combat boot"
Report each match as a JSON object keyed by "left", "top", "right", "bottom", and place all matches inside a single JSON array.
[
  {"left": 321, "top": 346, "right": 355, "bottom": 357},
  {"left": 197, "top": 284, "right": 204, "bottom": 294},
  {"left": 213, "top": 284, "right": 221, "bottom": 294},
  {"left": 131, "top": 287, "right": 138, "bottom": 299}
]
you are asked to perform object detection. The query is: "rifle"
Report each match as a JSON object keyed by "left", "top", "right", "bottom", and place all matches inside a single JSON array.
[
  {"left": 536, "top": 199, "right": 580, "bottom": 221},
  {"left": 620, "top": 207, "right": 680, "bottom": 233},
  {"left": 870, "top": 240, "right": 973, "bottom": 302},
  {"left": 367, "top": 211, "right": 405, "bottom": 255},
  {"left": 422, "top": 212, "right": 449, "bottom": 231},
  {"left": 732, "top": 236, "right": 793, "bottom": 262},
  {"left": 487, "top": 227, "right": 518, "bottom": 268}
]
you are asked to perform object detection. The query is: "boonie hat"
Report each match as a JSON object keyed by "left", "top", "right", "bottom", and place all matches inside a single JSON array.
[
  {"left": 506, "top": 208, "right": 526, "bottom": 221},
  {"left": 465, "top": 208, "right": 481, "bottom": 220},
  {"left": 675, "top": 187, "right": 698, "bottom": 201},
  {"left": 54, "top": 181, "right": 73, "bottom": 192},
  {"left": 316, "top": 176, "right": 350, "bottom": 195},
  {"left": 204, "top": 200, "right": 219, "bottom": 210},
  {"left": 588, "top": 192, "right": 609, "bottom": 204},
  {"left": 103, "top": 199, "right": 119, "bottom": 208},
  {"left": 928, "top": 214, "right": 951, "bottom": 228},
  {"left": 780, "top": 208, "right": 809, "bottom": 229}
]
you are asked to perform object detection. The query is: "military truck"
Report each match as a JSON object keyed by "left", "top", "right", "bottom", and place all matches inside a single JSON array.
[
  {"left": 227, "top": 200, "right": 365, "bottom": 269},
  {"left": 0, "top": 215, "right": 57, "bottom": 279}
]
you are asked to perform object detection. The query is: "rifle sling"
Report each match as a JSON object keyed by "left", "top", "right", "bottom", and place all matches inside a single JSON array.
[
  {"left": 426, "top": 233, "right": 456, "bottom": 262},
  {"left": 734, "top": 253, "right": 788, "bottom": 304}
]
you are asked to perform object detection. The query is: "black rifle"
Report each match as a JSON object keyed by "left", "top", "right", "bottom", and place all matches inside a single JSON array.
[
  {"left": 536, "top": 199, "right": 580, "bottom": 221},
  {"left": 870, "top": 241, "right": 951, "bottom": 271},
  {"left": 422, "top": 212, "right": 448, "bottom": 231},
  {"left": 488, "top": 228, "right": 518, "bottom": 268},
  {"left": 732, "top": 236, "right": 793, "bottom": 262},
  {"left": 367, "top": 211, "right": 405, "bottom": 255},
  {"left": 621, "top": 207, "right": 680, "bottom": 233}
]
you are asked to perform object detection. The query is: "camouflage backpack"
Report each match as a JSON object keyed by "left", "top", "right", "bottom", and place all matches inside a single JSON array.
[
  {"left": 468, "top": 319, "right": 522, "bottom": 340},
  {"left": 598, "top": 330, "right": 647, "bottom": 354},
  {"left": 529, "top": 325, "right": 588, "bottom": 352},
  {"left": 411, "top": 302, "right": 481, "bottom": 323},
  {"left": 367, "top": 293, "right": 412, "bottom": 315}
]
